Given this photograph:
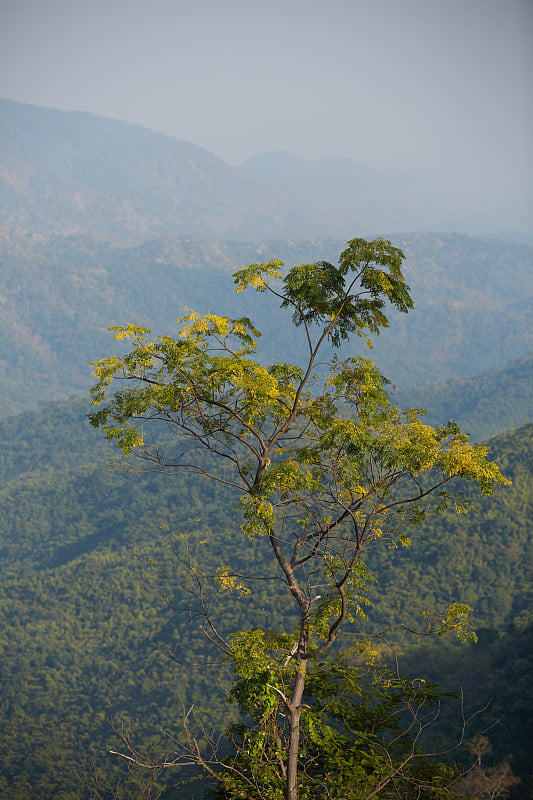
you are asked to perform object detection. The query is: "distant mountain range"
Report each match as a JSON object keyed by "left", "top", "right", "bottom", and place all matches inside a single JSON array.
[
  {"left": 0, "top": 99, "right": 359, "bottom": 242},
  {"left": 241, "top": 151, "right": 533, "bottom": 243},
  {"left": 2, "top": 99, "right": 531, "bottom": 241},
  {"left": 239, "top": 151, "right": 511, "bottom": 238}
]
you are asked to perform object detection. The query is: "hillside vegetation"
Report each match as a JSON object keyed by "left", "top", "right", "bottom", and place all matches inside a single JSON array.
[
  {"left": 0, "top": 230, "right": 531, "bottom": 415},
  {"left": 0, "top": 393, "right": 530, "bottom": 797},
  {"left": 396, "top": 353, "right": 533, "bottom": 442},
  {"left": 1, "top": 97, "right": 531, "bottom": 798}
]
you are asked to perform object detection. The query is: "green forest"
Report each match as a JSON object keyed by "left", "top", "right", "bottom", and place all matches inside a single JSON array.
[
  {"left": 1, "top": 229, "right": 532, "bottom": 416},
  {"left": 0, "top": 347, "right": 531, "bottom": 797}
]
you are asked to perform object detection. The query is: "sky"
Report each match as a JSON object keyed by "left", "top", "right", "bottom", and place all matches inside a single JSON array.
[{"left": 1, "top": 0, "right": 532, "bottom": 219}]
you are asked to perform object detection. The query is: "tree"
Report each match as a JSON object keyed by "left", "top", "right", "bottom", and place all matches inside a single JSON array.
[{"left": 90, "top": 238, "right": 508, "bottom": 800}]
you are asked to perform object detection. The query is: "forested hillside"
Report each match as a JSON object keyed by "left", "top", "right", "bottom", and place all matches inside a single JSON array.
[
  {"left": 0, "top": 395, "right": 530, "bottom": 798},
  {"left": 1, "top": 230, "right": 531, "bottom": 415},
  {"left": 399, "top": 623, "right": 533, "bottom": 798},
  {"left": 395, "top": 353, "right": 533, "bottom": 442}
]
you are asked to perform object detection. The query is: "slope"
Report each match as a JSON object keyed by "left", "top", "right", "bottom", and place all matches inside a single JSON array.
[
  {"left": 0, "top": 99, "right": 354, "bottom": 242},
  {"left": 1, "top": 231, "right": 532, "bottom": 416},
  {"left": 394, "top": 353, "right": 533, "bottom": 442},
  {"left": 0, "top": 396, "right": 530, "bottom": 798},
  {"left": 240, "top": 151, "right": 456, "bottom": 236},
  {"left": 240, "top": 151, "right": 533, "bottom": 240}
]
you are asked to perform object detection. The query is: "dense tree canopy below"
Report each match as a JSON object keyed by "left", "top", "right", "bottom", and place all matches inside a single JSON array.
[{"left": 0, "top": 401, "right": 529, "bottom": 797}]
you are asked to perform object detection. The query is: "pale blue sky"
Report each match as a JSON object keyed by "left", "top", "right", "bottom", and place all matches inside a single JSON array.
[{"left": 1, "top": 0, "right": 532, "bottom": 217}]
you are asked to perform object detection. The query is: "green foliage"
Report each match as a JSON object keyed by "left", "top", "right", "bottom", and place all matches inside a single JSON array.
[
  {"left": 212, "top": 656, "right": 465, "bottom": 800},
  {"left": 275, "top": 237, "right": 412, "bottom": 346}
]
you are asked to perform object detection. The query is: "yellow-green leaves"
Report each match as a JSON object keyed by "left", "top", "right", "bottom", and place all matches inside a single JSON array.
[
  {"left": 105, "top": 424, "right": 145, "bottom": 455},
  {"left": 89, "top": 239, "right": 510, "bottom": 657},
  {"left": 86, "top": 238, "right": 515, "bottom": 800},
  {"left": 179, "top": 309, "right": 231, "bottom": 338},
  {"left": 240, "top": 494, "right": 276, "bottom": 539},
  {"left": 109, "top": 323, "right": 152, "bottom": 341},
  {"left": 325, "top": 356, "right": 391, "bottom": 420},
  {"left": 215, "top": 567, "right": 251, "bottom": 597},
  {"left": 260, "top": 459, "right": 319, "bottom": 497},
  {"left": 233, "top": 259, "right": 284, "bottom": 293},
  {"left": 438, "top": 602, "right": 478, "bottom": 643},
  {"left": 229, "top": 628, "right": 296, "bottom": 670},
  {"left": 89, "top": 355, "right": 124, "bottom": 406},
  {"left": 312, "top": 562, "right": 375, "bottom": 639},
  {"left": 177, "top": 308, "right": 261, "bottom": 349},
  {"left": 439, "top": 438, "right": 512, "bottom": 493}
]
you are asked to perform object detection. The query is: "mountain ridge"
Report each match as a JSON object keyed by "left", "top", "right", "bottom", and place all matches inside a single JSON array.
[
  {"left": 395, "top": 353, "right": 533, "bottom": 442},
  {"left": 239, "top": 149, "right": 533, "bottom": 239},
  {"left": 0, "top": 99, "right": 357, "bottom": 242},
  {"left": 2, "top": 228, "right": 531, "bottom": 416}
]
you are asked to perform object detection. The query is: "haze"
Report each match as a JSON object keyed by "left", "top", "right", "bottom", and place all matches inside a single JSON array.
[{"left": 1, "top": 0, "right": 532, "bottom": 230}]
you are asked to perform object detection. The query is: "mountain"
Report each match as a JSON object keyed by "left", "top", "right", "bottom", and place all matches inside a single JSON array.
[
  {"left": 0, "top": 229, "right": 531, "bottom": 416},
  {"left": 1, "top": 96, "right": 531, "bottom": 799},
  {"left": 0, "top": 395, "right": 530, "bottom": 798},
  {"left": 394, "top": 353, "right": 533, "bottom": 443},
  {"left": 2, "top": 100, "right": 531, "bottom": 416},
  {"left": 3, "top": 100, "right": 530, "bottom": 243},
  {"left": 0, "top": 99, "right": 357, "bottom": 242}
]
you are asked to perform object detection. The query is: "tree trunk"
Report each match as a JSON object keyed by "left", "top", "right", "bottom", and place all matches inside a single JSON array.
[{"left": 286, "top": 657, "right": 308, "bottom": 800}]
